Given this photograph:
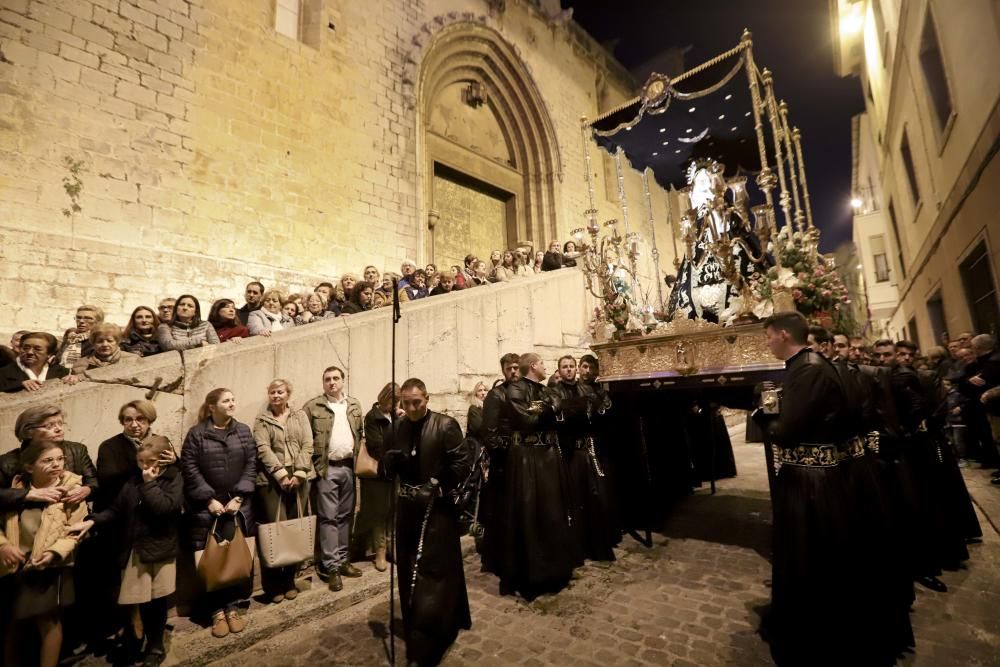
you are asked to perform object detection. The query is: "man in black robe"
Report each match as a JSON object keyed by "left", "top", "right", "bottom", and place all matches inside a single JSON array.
[
  {"left": 755, "top": 312, "right": 912, "bottom": 667},
  {"left": 549, "top": 355, "right": 617, "bottom": 562},
  {"left": 499, "top": 353, "right": 575, "bottom": 598},
  {"left": 478, "top": 353, "right": 520, "bottom": 574},
  {"left": 380, "top": 378, "right": 472, "bottom": 667}
]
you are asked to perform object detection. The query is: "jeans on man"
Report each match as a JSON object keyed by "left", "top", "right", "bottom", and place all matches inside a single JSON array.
[{"left": 315, "top": 462, "right": 355, "bottom": 573}]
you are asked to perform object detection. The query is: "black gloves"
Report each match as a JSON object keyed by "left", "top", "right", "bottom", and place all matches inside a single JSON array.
[{"left": 380, "top": 450, "right": 410, "bottom": 479}]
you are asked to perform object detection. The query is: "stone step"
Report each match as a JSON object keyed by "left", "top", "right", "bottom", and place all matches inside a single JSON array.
[{"left": 152, "top": 537, "right": 478, "bottom": 667}]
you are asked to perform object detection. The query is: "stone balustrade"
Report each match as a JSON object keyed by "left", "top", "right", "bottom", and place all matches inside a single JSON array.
[{"left": 1, "top": 268, "right": 595, "bottom": 459}]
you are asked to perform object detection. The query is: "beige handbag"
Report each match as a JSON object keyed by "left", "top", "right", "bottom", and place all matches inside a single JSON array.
[
  {"left": 256, "top": 493, "right": 316, "bottom": 569},
  {"left": 196, "top": 515, "right": 255, "bottom": 592},
  {"left": 354, "top": 438, "right": 379, "bottom": 479}
]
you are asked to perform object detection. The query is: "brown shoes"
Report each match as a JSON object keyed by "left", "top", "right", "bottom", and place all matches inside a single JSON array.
[
  {"left": 225, "top": 609, "right": 246, "bottom": 634},
  {"left": 211, "top": 611, "right": 229, "bottom": 638},
  {"left": 374, "top": 550, "right": 388, "bottom": 572},
  {"left": 284, "top": 587, "right": 299, "bottom": 600}
]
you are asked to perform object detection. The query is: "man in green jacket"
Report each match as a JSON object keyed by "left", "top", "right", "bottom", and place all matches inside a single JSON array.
[{"left": 304, "top": 366, "right": 364, "bottom": 592}]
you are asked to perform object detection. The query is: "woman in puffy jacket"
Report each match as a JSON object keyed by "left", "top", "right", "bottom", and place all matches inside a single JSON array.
[{"left": 181, "top": 387, "right": 255, "bottom": 639}]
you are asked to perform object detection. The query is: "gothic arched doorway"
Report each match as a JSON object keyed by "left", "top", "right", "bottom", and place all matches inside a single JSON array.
[{"left": 415, "top": 20, "right": 562, "bottom": 268}]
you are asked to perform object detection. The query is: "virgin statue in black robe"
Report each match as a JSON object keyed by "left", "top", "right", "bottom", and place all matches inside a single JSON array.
[{"left": 666, "top": 159, "right": 770, "bottom": 324}]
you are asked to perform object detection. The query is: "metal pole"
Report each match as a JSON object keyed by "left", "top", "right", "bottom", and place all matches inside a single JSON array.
[{"left": 641, "top": 169, "right": 665, "bottom": 311}]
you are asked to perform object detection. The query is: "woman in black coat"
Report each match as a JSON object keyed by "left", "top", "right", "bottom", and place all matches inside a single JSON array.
[
  {"left": 71, "top": 439, "right": 183, "bottom": 666},
  {"left": 357, "top": 383, "right": 400, "bottom": 573},
  {"left": 181, "top": 388, "right": 256, "bottom": 639}
]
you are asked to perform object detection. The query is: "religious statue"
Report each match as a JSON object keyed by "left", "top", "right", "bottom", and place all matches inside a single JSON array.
[{"left": 665, "top": 159, "right": 771, "bottom": 324}]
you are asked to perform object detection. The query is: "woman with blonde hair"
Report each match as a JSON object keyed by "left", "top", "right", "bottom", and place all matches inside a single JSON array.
[
  {"left": 1, "top": 439, "right": 89, "bottom": 667},
  {"left": 72, "top": 323, "right": 139, "bottom": 374},
  {"left": 252, "top": 379, "right": 314, "bottom": 603},
  {"left": 247, "top": 289, "right": 293, "bottom": 337},
  {"left": 466, "top": 381, "right": 489, "bottom": 439},
  {"left": 180, "top": 388, "right": 256, "bottom": 638}
]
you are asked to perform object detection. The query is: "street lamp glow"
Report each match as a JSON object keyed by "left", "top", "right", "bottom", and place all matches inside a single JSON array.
[
  {"left": 840, "top": 3, "right": 864, "bottom": 36},
  {"left": 850, "top": 196, "right": 864, "bottom": 209}
]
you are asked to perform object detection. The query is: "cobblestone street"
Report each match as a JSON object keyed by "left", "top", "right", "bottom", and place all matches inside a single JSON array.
[{"left": 201, "top": 425, "right": 1000, "bottom": 667}]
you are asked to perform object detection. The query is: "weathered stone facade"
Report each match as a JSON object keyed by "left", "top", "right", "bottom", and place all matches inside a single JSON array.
[{"left": 0, "top": 0, "right": 677, "bottom": 335}]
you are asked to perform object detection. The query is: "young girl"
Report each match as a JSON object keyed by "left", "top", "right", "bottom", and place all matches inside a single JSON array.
[
  {"left": 71, "top": 438, "right": 183, "bottom": 666},
  {"left": 0, "top": 441, "right": 89, "bottom": 667}
]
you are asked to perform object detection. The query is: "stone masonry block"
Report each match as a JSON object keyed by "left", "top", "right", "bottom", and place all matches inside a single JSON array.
[
  {"left": 495, "top": 283, "right": 534, "bottom": 356},
  {"left": 119, "top": 1, "right": 157, "bottom": 30},
  {"left": 407, "top": 299, "right": 459, "bottom": 396},
  {"left": 344, "top": 309, "right": 409, "bottom": 408},
  {"left": 81, "top": 349, "right": 184, "bottom": 394},
  {"left": 71, "top": 17, "right": 115, "bottom": 49},
  {"left": 181, "top": 336, "right": 276, "bottom": 432},
  {"left": 115, "top": 79, "right": 156, "bottom": 107},
  {"left": 272, "top": 317, "right": 352, "bottom": 403},
  {"left": 134, "top": 24, "right": 167, "bottom": 52},
  {"left": 456, "top": 289, "right": 500, "bottom": 375},
  {"left": 28, "top": 1, "right": 73, "bottom": 31}
]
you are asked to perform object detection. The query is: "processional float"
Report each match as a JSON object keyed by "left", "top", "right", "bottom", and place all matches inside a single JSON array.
[
  {"left": 578, "top": 29, "right": 841, "bottom": 391},
  {"left": 575, "top": 32, "right": 845, "bottom": 515}
]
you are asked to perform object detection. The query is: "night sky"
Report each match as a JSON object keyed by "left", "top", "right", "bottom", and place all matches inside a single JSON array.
[{"left": 570, "top": 0, "right": 864, "bottom": 252}]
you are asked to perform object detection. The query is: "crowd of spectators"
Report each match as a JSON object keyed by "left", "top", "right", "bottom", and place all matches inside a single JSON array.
[
  {"left": 808, "top": 326, "right": 1000, "bottom": 484},
  {"left": 0, "top": 342, "right": 599, "bottom": 666},
  {"left": 0, "top": 242, "right": 581, "bottom": 394}
]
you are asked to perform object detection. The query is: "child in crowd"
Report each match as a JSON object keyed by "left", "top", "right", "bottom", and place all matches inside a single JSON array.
[{"left": 70, "top": 438, "right": 183, "bottom": 667}]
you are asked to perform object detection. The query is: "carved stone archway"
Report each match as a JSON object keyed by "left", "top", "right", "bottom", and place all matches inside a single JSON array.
[{"left": 411, "top": 17, "right": 562, "bottom": 264}]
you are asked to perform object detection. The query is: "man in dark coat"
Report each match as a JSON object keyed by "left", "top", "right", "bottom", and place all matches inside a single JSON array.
[
  {"left": 499, "top": 353, "right": 575, "bottom": 599},
  {"left": 235, "top": 281, "right": 265, "bottom": 325},
  {"left": 549, "top": 355, "right": 616, "bottom": 562},
  {"left": 380, "top": 378, "right": 472, "bottom": 667},
  {"left": 479, "top": 352, "right": 520, "bottom": 574},
  {"left": 755, "top": 312, "right": 912, "bottom": 667}
]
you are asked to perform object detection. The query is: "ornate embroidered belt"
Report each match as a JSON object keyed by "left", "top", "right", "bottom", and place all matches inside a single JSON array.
[
  {"left": 776, "top": 437, "right": 865, "bottom": 468},
  {"left": 511, "top": 432, "right": 557, "bottom": 447}
]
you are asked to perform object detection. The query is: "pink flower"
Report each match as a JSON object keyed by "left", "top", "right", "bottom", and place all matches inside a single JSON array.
[{"left": 792, "top": 289, "right": 803, "bottom": 300}]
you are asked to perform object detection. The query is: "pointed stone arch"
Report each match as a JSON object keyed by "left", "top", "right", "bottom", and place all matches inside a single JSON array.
[{"left": 412, "top": 18, "right": 562, "bottom": 262}]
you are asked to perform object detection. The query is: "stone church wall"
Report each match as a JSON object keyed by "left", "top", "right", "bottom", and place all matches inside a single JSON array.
[
  {"left": 0, "top": 267, "right": 594, "bottom": 461},
  {"left": 0, "top": 0, "right": 677, "bottom": 335}
]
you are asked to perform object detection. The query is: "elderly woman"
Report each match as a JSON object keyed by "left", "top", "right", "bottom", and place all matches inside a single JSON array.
[
  {"left": 296, "top": 292, "right": 335, "bottom": 324},
  {"left": 359, "top": 382, "right": 401, "bottom": 572},
  {"left": 247, "top": 289, "right": 294, "bottom": 337},
  {"left": 208, "top": 299, "right": 249, "bottom": 343},
  {"left": 400, "top": 269, "right": 428, "bottom": 302},
  {"left": 121, "top": 307, "right": 163, "bottom": 357},
  {"left": 181, "top": 388, "right": 255, "bottom": 638},
  {"left": 513, "top": 250, "right": 532, "bottom": 277},
  {"left": 341, "top": 281, "right": 375, "bottom": 314},
  {"left": 157, "top": 295, "right": 220, "bottom": 350},
  {"left": 372, "top": 274, "right": 398, "bottom": 309},
  {"left": 0, "top": 439, "right": 89, "bottom": 667},
  {"left": 252, "top": 379, "right": 314, "bottom": 603},
  {"left": 96, "top": 400, "right": 176, "bottom": 513},
  {"left": 0, "top": 332, "right": 74, "bottom": 393},
  {"left": 2, "top": 407, "right": 98, "bottom": 505},
  {"left": 71, "top": 323, "right": 140, "bottom": 374}
]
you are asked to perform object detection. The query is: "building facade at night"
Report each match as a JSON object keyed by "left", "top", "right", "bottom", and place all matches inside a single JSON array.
[
  {"left": 832, "top": 0, "right": 1000, "bottom": 344},
  {"left": 0, "top": 0, "right": 677, "bottom": 335}
]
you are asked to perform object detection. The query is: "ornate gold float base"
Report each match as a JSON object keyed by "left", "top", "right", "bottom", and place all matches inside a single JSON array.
[{"left": 592, "top": 320, "right": 782, "bottom": 383}]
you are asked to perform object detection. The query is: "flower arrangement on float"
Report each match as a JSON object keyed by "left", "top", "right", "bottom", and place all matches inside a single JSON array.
[{"left": 756, "top": 227, "right": 851, "bottom": 328}]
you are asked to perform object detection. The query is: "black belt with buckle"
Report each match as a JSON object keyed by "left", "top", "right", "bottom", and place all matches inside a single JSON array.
[
  {"left": 328, "top": 457, "right": 353, "bottom": 468},
  {"left": 511, "top": 432, "right": 556, "bottom": 447}
]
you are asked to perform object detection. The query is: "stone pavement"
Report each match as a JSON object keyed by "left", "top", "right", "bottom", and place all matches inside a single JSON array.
[{"left": 189, "top": 425, "right": 1000, "bottom": 667}]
